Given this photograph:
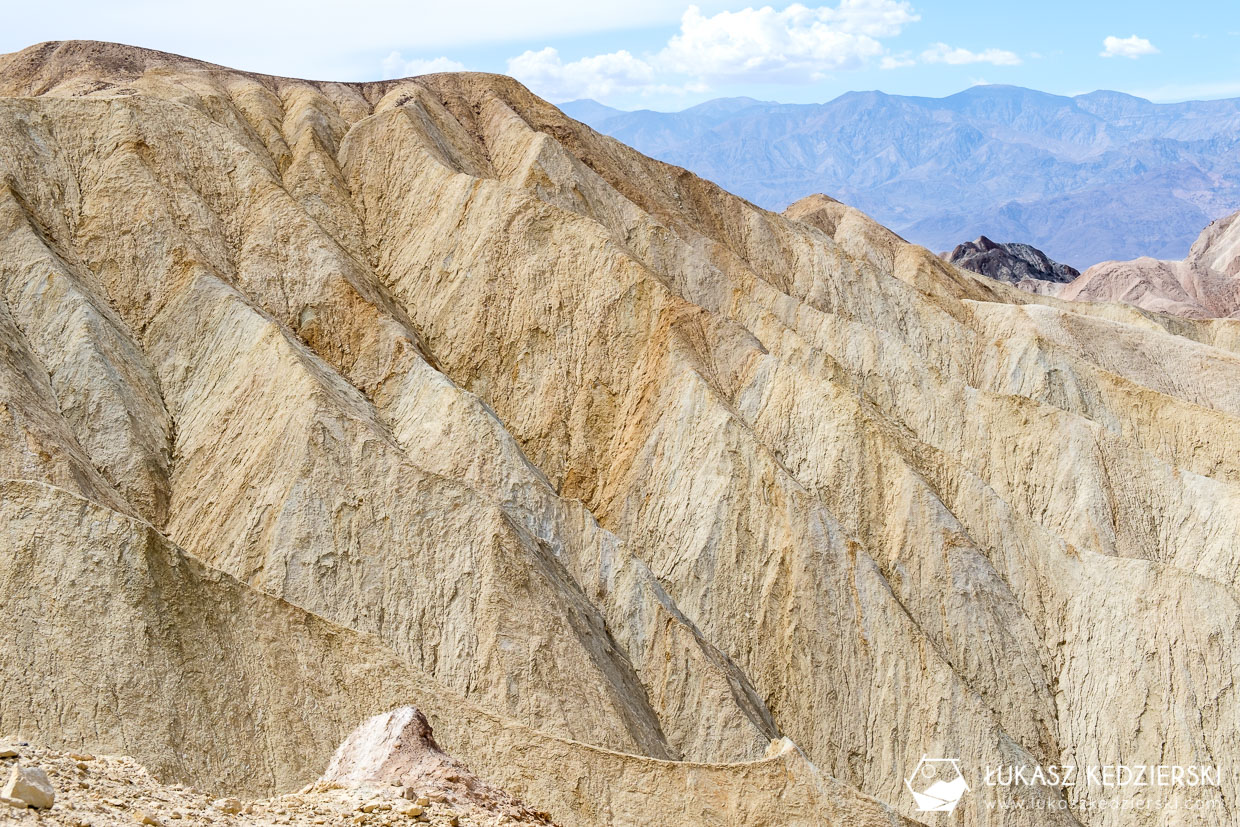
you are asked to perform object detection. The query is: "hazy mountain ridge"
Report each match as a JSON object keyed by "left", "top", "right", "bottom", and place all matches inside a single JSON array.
[{"left": 564, "top": 86, "right": 1240, "bottom": 267}]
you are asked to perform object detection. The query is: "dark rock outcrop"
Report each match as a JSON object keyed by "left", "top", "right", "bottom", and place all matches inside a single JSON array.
[{"left": 944, "top": 236, "right": 1079, "bottom": 285}]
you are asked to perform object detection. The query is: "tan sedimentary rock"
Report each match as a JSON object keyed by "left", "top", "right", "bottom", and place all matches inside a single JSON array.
[
  {"left": 1193, "top": 209, "right": 1240, "bottom": 276},
  {"left": 3, "top": 765, "right": 56, "bottom": 809},
  {"left": 0, "top": 39, "right": 1238, "bottom": 826},
  {"left": 0, "top": 480, "right": 909, "bottom": 826}
]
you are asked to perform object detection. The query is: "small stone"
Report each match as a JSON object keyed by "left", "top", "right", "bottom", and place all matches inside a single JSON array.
[
  {"left": 212, "top": 797, "right": 242, "bottom": 814},
  {"left": 394, "top": 803, "right": 423, "bottom": 817},
  {"left": 2, "top": 765, "right": 56, "bottom": 809},
  {"left": 446, "top": 814, "right": 460, "bottom": 827},
  {"left": 359, "top": 801, "right": 381, "bottom": 813},
  {"left": 243, "top": 803, "right": 256, "bottom": 814},
  {"left": 68, "top": 753, "right": 95, "bottom": 762},
  {"left": 170, "top": 811, "right": 183, "bottom": 819},
  {"left": 0, "top": 748, "right": 18, "bottom": 760},
  {"left": 415, "top": 796, "right": 430, "bottom": 807},
  {"left": 133, "top": 809, "right": 162, "bottom": 825}
]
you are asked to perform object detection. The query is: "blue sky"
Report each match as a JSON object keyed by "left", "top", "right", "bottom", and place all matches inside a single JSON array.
[{"left": 6, "top": 1, "right": 1239, "bottom": 110}]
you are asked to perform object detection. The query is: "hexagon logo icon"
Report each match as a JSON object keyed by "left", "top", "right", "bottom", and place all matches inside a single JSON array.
[{"left": 905, "top": 756, "right": 969, "bottom": 812}]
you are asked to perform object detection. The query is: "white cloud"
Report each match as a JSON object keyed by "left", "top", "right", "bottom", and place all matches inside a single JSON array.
[
  {"left": 880, "top": 52, "right": 915, "bottom": 69},
  {"left": 381, "top": 52, "right": 467, "bottom": 79},
  {"left": 507, "top": 47, "right": 705, "bottom": 101},
  {"left": 509, "top": 0, "right": 921, "bottom": 100},
  {"left": 1, "top": 0, "right": 703, "bottom": 81},
  {"left": 1100, "top": 35, "right": 1158, "bottom": 59},
  {"left": 659, "top": 1, "right": 919, "bottom": 81},
  {"left": 920, "top": 42, "right": 1021, "bottom": 66}
]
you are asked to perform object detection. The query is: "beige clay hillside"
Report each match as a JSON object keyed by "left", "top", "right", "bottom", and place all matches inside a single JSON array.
[
  {"left": 1, "top": 40, "right": 1239, "bottom": 827},
  {"left": 1054, "top": 209, "right": 1240, "bottom": 318}
]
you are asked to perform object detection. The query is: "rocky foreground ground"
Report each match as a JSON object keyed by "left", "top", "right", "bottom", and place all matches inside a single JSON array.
[{"left": 0, "top": 710, "right": 553, "bottom": 827}]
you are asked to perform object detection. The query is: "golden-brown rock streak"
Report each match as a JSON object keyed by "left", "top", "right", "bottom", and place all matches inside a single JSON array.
[{"left": 1, "top": 40, "right": 1238, "bottom": 827}]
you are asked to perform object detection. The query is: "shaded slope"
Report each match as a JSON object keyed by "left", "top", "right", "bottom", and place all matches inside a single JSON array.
[{"left": 0, "top": 479, "right": 913, "bottom": 827}]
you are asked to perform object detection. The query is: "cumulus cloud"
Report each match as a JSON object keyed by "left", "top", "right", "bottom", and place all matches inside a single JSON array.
[
  {"left": 880, "top": 52, "right": 915, "bottom": 69},
  {"left": 509, "top": 0, "right": 920, "bottom": 100},
  {"left": 659, "top": 1, "right": 919, "bottom": 81},
  {"left": 381, "top": 51, "right": 467, "bottom": 79},
  {"left": 920, "top": 42, "right": 1021, "bottom": 66},
  {"left": 507, "top": 47, "right": 683, "bottom": 100},
  {"left": 1100, "top": 35, "right": 1158, "bottom": 59}
]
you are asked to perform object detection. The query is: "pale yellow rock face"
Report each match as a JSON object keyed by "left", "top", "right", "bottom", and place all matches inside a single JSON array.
[{"left": 0, "top": 40, "right": 1238, "bottom": 827}]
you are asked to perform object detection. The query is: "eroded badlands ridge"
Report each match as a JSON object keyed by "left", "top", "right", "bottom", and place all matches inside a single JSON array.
[
  {"left": 1, "top": 41, "right": 1239, "bottom": 826},
  {"left": 1058, "top": 209, "right": 1240, "bottom": 318}
]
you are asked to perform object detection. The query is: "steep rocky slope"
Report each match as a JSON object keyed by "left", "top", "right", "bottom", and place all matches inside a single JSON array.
[
  {"left": 944, "top": 236, "right": 1079, "bottom": 287},
  {"left": 2, "top": 41, "right": 1240, "bottom": 827},
  {"left": 1054, "top": 210, "right": 1240, "bottom": 318}
]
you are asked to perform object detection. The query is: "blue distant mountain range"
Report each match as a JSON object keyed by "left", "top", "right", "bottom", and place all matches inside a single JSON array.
[{"left": 563, "top": 86, "right": 1240, "bottom": 268}]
